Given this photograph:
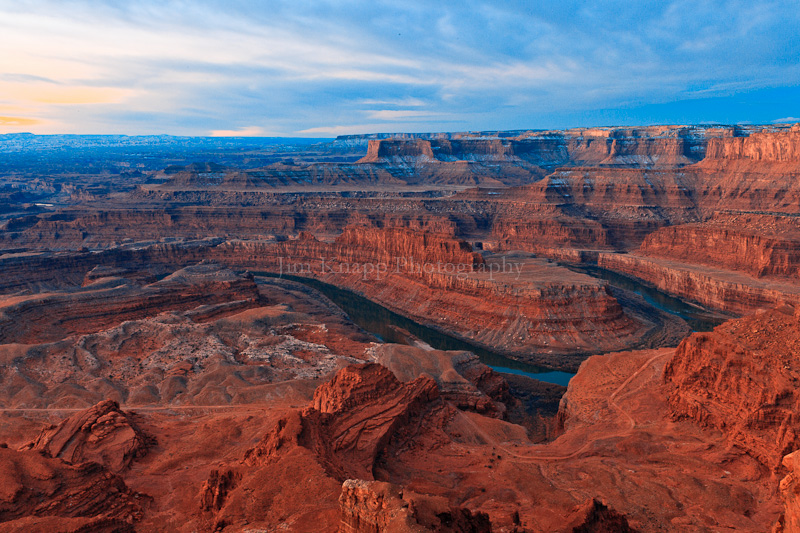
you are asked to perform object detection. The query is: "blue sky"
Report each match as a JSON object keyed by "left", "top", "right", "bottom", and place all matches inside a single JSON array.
[{"left": 1, "top": 0, "right": 798, "bottom": 136}]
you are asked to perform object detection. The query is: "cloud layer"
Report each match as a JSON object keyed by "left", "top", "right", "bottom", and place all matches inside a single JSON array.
[{"left": 1, "top": 0, "right": 798, "bottom": 135}]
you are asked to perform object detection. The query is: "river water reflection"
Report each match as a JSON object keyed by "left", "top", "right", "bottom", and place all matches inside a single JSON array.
[{"left": 256, "top": 266, "right": 730, "bottom": 388}]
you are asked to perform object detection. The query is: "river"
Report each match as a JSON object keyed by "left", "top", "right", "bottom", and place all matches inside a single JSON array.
[
  {"left": 566, "top": 265, "right": 730, "bottom": 332},
  {"left": 256, "top": 268, "right": 729, "bottom": 387}
]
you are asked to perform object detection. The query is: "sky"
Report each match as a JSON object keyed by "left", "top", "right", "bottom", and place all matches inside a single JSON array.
[{"left": 0, "top": 0, "right": 799, "bottom": 137}]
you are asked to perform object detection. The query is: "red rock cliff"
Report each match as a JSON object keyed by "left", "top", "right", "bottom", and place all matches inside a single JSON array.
[
  {"left": 599, "top": 251, "right": 800, "bottom": 315},
  {"left": 664, "top": 307, "right": 800, "bottom": 471},
  {"left": 638, "top": 215, "right": 800, "bottom": 279},
  {"left": 703, "top": 125, "right": 800, "bottom": 162},
  {"left": 776, "top": 450, "right": 800, "bottom": 533}
]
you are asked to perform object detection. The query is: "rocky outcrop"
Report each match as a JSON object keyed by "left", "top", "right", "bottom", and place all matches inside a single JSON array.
[
  {"left": 20, "top": 399, "right": 153, "bottom": 472},
  {"left": 599, "top": 252, "right": 800, "bottom": 314},
  {"left": 359, "top": 126, "right": 711, "bottom": 169},
  {"left": 0, "top": 447, "right": 145, "bottom": 526},
  {"left": 775, "top": 450, "right": 800, "bottom": 533},
  {"left": 373, "top": 344, "right": 509, "bottom": 416},
  {"left": 338, "top": 479, "right": 492, "bottom": 533},
  {"left": 243, "top": 363, "right": 441, "bottom": 481},
  {"left": 562, "top": 126, "right": 706, "bottom": 167},
  {"left": 491, "top": 213, "right": 612, "bottom": 252},
  {"left": 331, "top": 225, "right": 484, "bottom": 268},
  {"left": 198, "top": 469, "right": 241, "bottom": 513},
  {"left": 481, "top": 165, "right": 700, "bottom": 254},
  {"left": 360, "top": 139, "right": 437, "bottom": 162},
  {"left": 0, "top": 276, "right": 374, "bottom": 409},
  {"left": 566, "top": 499, "right": 638, "bottom": 533},
  {"left": 664, "top": 306, "right": 800, "bottom": 470},
  {"left": 198, "top": 363, "right": 475, "bottom": 530}
]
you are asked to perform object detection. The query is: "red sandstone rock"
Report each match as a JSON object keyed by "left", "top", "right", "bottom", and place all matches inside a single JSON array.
[
  {"left": 198, "top": 469, "right": 241, "bottom": 513},
  {"left": 775, "top": 450, "right": 800, "bottom": 533},
  {"left": 599, "top": 251, "right": 800, "bottom": 315},
  {"left": 565, "top": 499, "right": 638, "bottom": 533},
  {"left": 337, "top": 479, "right": 491, "bottom": 533},
  {"left": 243, "top": 363, "right": 441, "bottom": 481},
  {"left": 20, "top": 399, "right": 153, "bottom": 473},
  {"left": 0, "top": 273, "right": 374, "bottom": 409},
  {"left": 374, "top": 344, "right": 508, "bottom": 416},
  {"left": 0, "top": 447, "right": 145, "bottom": 526},
  {"left": 0, "top": 263, "right": 261, "bottom": 344},
  {"left": 5, "top": 124, "right": 800, "bottom": 532},
  {"left": 665, "top": 307, "right": 800, "bottom": 470},
  {"left": 359, "top": 126, "right": 709, "bottom": 169},
  {"left": 703, "top": 127, "right": 800, "bottom": 163},
  {"left": 638, "top": 214, "right": 800, "bottom": 279}
]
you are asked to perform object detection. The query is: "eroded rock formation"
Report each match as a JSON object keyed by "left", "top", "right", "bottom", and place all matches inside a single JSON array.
[
  {"left": 775, "top": 450, "right": 800, "bottom": 533},
  {"left": 0, "top": 263, "right": 261, "bottom": 344},
  {"left": 0, "top": 447, "right": 145, "bottom": 529},
  {"left": 243, "top": 363, "right": 441, "bottom": 481},
  {"left": 4, "top": 124, "right": 800, "bottom": 532},
  {"left": 338, "top": 479, "right": 492, "bottom": 533},
  {"left": 0, "top": 225, "right": 652, "bottom": 370},
  {"left": 20, "top": 399, "right": 153, "bottom": 473},
  {"left": 665, "top": 306, "right": 800, "bottom": 470},
  {"left": 638, "top": 214, "right": 800, "bottom": 279}
]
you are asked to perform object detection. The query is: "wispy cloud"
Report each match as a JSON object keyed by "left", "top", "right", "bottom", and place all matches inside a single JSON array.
[
  {"left": 773, "top": 117, "right": 800, "bottom": 124},
  {"left": 298, "top": 124, "right": 400, "bottom": 136},
  {"left": 210, "top": 126, "right": 283, "bottom": 137},
  {"left": 0, "top": 116, "right": 41, "bottom": 126},
  {"left": 357, "top": 98, "right": 427, "bottom": 107},
  {"left": 0, "top": 0, "right": 798, "bottom": 134},
  {"left": 365, "top": 110, "right": 453, "bottom": 121}
]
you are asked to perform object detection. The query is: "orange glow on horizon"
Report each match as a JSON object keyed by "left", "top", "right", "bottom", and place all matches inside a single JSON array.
[{"left": 0, "top": 116, "right": 41, "bottom": 126}]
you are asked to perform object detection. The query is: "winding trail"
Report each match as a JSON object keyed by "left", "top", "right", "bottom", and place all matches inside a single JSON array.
[{"left": 456, "top": 350, "right": 670, "bottom": 462}]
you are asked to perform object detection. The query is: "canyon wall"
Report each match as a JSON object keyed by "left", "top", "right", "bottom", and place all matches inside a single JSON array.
[
  {"left": 638, "top": 214, "right": 800, "bottom": 279},
  {"left": 0, "top": 264, "right": 261, "bottom": 344},
  {"left": 213, "top": 233, "right": 646, "bottom": 367},
  {"left": 598, "top": 252, "right": 800, "bottom": 314},
  {"left": 703, "top": 125, "right": 800, "bottom": 162},
  {"left": 664, "top": 306, "right": 800, "bottom": 471},
  {"left": 359, "top": 125, "right": 712, "bottom": 168},
  {"left": 0, "top": 225, "right": 649, "bottom": 369},
  {"left": 776, "top": 450, "right": 800, "bottom": 533}
]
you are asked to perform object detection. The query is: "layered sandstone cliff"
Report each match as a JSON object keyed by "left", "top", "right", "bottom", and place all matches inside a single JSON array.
[
  {"left": 199, "top": 363, "right": 465, "bottom": 530},
  {"left": 338, "top": 479, "right": 492, "bottom": 533},
  {"left": 0, "top": 225, "right": 650, "bottom": 368},
  {"left": 359, "top": 126, "right": 711, "bottom": 169},
  {"left": 703, "top": 125, "right": 800, "bottom": 162},
  {"left": 599, "top": 252, "right": 800, "bottom": 315},
  {"left": 373, "top": 344, "right": 510, "bottom": 417},
  {"left": 638, "top": 214, "right": 800, "bottom": 279},
  {"left": 0, "top": 263, "right": 261, "bottom": 344},
  {"left": 247, "top": 233, "right": 645, "bottom": 367},
  {"left": 243, "top": 364, "right": 440, "bottom": 480},
  {"left": 664, "top": 306, "right": 800, "bottom": 470},
  {"left": 0, "top": 446, "right": 146, "bottom": 530}
]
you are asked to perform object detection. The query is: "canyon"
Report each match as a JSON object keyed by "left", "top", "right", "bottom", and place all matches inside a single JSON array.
[{"left": 1, "top": 122, "right": 800, "bottom": 531}]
